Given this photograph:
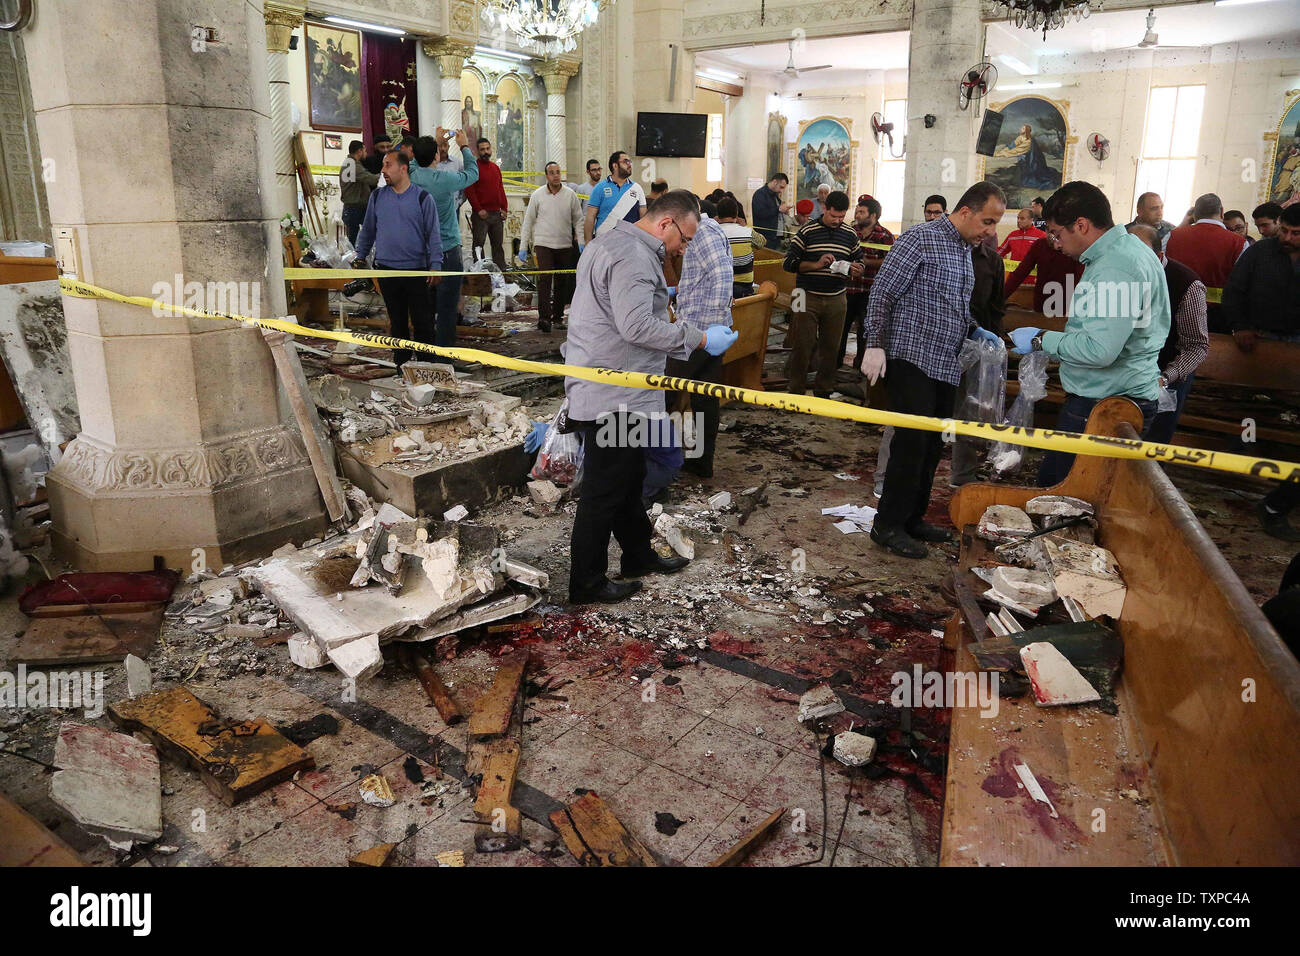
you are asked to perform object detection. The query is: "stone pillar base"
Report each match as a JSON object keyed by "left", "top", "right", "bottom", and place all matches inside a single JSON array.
[{"left": 46, "top": 428, "right": 329, "bottom": 572}]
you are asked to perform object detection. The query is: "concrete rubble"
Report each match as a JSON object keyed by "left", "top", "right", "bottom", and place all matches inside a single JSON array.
[
  {"left": 976, "top": 505, "right": 1035, "bottom": 542},
  {"left": 798, "top": 683, "right": 845, "bottom": 723},
  {"left": 49, "top": 722, "right": 162, "bottom": 847},
  {"left": 1020, "top": 641, "right": 1103, "bottom": 706},
  {"left": 832, "top": 731, "right": 878, "bottom": 767}
]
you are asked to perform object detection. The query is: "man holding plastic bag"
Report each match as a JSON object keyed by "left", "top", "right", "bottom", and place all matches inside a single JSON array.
[
  {"left": 563, "top": 190, "right": 738, "bottom": 605},
  {"left": 1008, "top": 181, "right": 1170, "bottom": 487}
]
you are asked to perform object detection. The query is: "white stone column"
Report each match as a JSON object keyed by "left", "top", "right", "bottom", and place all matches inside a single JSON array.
[
  {"left": 538, "top": 60, "right": 579, "bottom": 175},
  {"left": 265, "top": 2, "right": 305, "bottom": 220},
  {"left": 25, "top": 0, "right": 326, "bottom": 570},
  {"left": 901, "top": 0, "right": 982, "bottom": 229},
  {"left": 424, "top": 38, "right": 476, "bottom": 131}
]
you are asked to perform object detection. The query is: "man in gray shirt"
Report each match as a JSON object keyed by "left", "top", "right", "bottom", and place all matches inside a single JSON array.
[{"left": 564, "top": 190, "right": 737, "bottom": 604}]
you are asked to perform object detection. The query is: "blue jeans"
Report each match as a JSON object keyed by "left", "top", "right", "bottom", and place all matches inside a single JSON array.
[
  {"left": 1145, "top": 373, "right": 1195, "bottom": 445},
  {"left": 342, "top": 205, "right": 366, "bottom": 247},
  {"left": 1037, "top": 392, "right": 1157, "bottom": 488},
  {"left": 434, "top": 245, "right": 463, "bottom": 348}
]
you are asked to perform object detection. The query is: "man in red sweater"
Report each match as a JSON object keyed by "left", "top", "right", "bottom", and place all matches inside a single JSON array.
[
  {"left": 1003, "top": 232, "right": 1085, "bottom": 317},
  {"left": 465, "top": 137, "right": 508, "bottom": 269},
  {"left": 1165, "top": 192, "right": 1247, "bottom": 333},
  {"left": 997, "top": 208, "right": 1046, "bottom": 262}
]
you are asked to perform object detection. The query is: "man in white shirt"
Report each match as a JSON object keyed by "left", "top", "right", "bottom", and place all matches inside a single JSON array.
[
  {"left": 570, "top": 158, "right": 603, "bottom": 204},
  {"left": 521, "top": 161, "right": 584, "bottom": 332}
]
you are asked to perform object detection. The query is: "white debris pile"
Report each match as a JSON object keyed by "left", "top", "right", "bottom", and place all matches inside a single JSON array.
[{"left": 246, "top": 504, "right": 548, "bottom": 682}]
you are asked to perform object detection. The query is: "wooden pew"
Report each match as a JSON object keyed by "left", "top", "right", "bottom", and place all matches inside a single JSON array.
[
  {"left": 720, "top": 281, "right": 776, "bottom": 394},
  {"left": 753, "top": 248, "right": 794, "bottom": 311},
  {"left": 942, "top": 397, "right": 1300, "bottom": 866}
]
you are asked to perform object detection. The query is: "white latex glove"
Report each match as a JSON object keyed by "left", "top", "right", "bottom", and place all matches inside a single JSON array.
[{"left": 860, "top": 347, "right": 887, "bottom": 385}]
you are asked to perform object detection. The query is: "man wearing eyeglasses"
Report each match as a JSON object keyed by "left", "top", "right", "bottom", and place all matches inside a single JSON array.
[
  {"left": 1009, "top": 181, "right": 1170, "bottom": 487},
  {"left": 563, "top": 190, "right": 738, "bottom": 605}
]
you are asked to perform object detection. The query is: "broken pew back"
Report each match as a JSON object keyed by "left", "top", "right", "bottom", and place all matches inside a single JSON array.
[{"left": 945, "top": 397, "right": 1300, "bottom": 866}]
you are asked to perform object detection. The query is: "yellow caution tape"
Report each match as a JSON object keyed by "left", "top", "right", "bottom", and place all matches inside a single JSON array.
[
  {"left": 284, "top": 267, "right": 577, "bottom": 279},
  {"left": 57, "top": 276, "right": 1298, "bottom": 484}
]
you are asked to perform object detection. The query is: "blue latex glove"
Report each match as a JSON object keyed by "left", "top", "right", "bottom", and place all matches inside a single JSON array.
[
  {"left": 970, "top": 327, "right": 1002, "bottom": 346},
  {"left": 702, "top": 325, "right": 739, "bottom": 356},
  {"left": 517, "top": 248, "right": 530, "bottom": 266},
  {"left": 667, "top": 286, "right": 677, "bottom": 297},
  {"left": 524, "top": 421, "right": 547, "bottom": 454},
  {"left": 577, "top": 243, "right": 585, "bottom": 254},
  {"left": 1009, "top": 326, "right": 1041, "bottom": 355}
]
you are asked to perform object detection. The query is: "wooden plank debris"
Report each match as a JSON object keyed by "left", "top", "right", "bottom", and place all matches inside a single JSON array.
[
  {"left": 397, "top": 644, "right": 463, "bottom": 725},
  {"left": 549, "top": 791, "right": 659, "bottom": 867},
  {"left": 0, "top": 792, "right": 84, "bottom": 867},
  {"left": 708, "top": 807, "right": 786, "bottom": 866},
  {"left": 348, "top": 842, "right": 398, "bottom": 867},
  {"left": 16, "top": 607, "right": 162, "bottom": 665},
  {"left": 108, "top": 686, "right": 314, "bottom": 806},
  {"left": 471, "top": 738, "right": 521, "bottom": 852},
  {"left": 467, "top": 654, "right": 527, "bottom": 738}
]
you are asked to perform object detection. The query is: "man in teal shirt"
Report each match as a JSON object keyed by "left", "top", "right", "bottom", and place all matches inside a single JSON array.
[
  {"left": 410, "top": 128, "right": 479, "bottom": 347},
  {"left": 1009, "top": 180, "right": 1170, "bottom": 486}
]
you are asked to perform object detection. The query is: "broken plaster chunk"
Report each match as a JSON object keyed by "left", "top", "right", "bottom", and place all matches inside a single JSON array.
[
  {"left": 124, "top": 654, "right": 152, "bottom": 698},
  {"left": 405, "top": 383, "right": 439, "bottom": 406},
  {"left": 288, "top": 632, "right": 329, "bottom": 669},
  {"left": 797, "top": 683, "right": 845, "bottom": 723},
  {"left": 653, "top": 513, "right": 694, "bottom": 559},
  {"left": 987, "top": 566, "right": 1057, "bottom": 608},
  {"left": 977, "top": 505, "right": 1035, "bottom": 541},
  {"left": 443, "top": 504, "right": 469, "bottom": 522},
  {"left": 1025, "top": 495, "right": 1095, "bottom": 519},
  {"left": 392, "top": 434, "right": 419, "bottom": 454},
  {"left": 50, "top": 722, "right": 163, "bottom": 846},
  {"left": 1043, "top": 536, "right": 1126, "bottom": 618},
  {"left": 527, "top": 479, "right": 564, "bottom": 509},
  {"left": 503, "top": 557, "right": 549, "bottom": 589},
  {"left": 328, "top": 634, "right": 383, "bottom": 682},
  {"left": 707, "top": 491, "right": 732, "bottom": 510},
  {"left": 1019, "top": 641, "right": 1102, "bottom": 707},
  {"left": 832, "top": 731, "right": 877, "bottom": 767}
]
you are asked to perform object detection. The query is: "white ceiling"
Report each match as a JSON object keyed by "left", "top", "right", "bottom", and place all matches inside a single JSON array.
[{"left": 697, "top": 0, "right": 1300, "bottom": 82}]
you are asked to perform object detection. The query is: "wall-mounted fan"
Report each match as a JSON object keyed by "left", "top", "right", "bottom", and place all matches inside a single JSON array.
[
  {"left": 958, "top": 62, "right": 998, "bottom": 111},
  {"left": 1087, "top": 132, "right": 1110, "bottom": 161},
  {"left": 872, "top": 112, "right": 904, "bottom": 158}
]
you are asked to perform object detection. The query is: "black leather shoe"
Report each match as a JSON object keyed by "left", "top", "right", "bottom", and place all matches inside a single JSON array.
[
  {"left": 621, "top": 553, "right": 690, "bottom": 578},
  {"left": 870, "top": 526, "right": 927, "bottom": 559},
  {"left": 906, "top": 521, "right": 953, "bottom": 543},
  {"left": 569, "top": 578, "right": 642, "bottom": 604},
  {"left": 538, "top": 319, "right": 553, "bottom": 333},
  {"left": 1257, "top": 500, "right": 1300, "bottom": 542}
]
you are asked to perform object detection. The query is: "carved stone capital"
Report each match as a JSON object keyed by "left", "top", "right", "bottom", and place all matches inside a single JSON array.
[
  {"left": 264, "top": 1, "right": 306, "bottom": 54},
  {"left": 537, "top": 58, "right": 580, "bottom": 96},
  {"left": 54, "top": 426, "right": 311, "bottom": 497},
  {"left": 422, "top": 36, "right": 476, "bottom": 76}
]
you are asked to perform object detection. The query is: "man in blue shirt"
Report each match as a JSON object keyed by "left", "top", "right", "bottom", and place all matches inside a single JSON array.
[
  {"left": 355, "top": 150, "right": 443, "bottom": 368},
  {"left": 410, "top": 129, "right": 479, "bottom": 348},
  {"left": 584, "top": 150, "right": 646, "bottom": 242}
]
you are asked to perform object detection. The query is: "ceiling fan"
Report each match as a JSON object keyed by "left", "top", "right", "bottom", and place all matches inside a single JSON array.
[
  {"left": 1123, "top": 8, "right": 1205, "bottom": 51},
  {"left": 782, "top": 38, "right": 833, "bottom": 77}
]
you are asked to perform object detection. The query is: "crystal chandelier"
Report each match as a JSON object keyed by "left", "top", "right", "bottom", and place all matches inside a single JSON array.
[
  {"left": 481, "top": 0, "right": 610, "bottom": 58},
  {"left": 997, "top": 0, "right": 1092, "bottom": 40}
]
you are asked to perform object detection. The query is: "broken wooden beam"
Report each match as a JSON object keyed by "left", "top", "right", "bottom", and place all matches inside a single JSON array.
[
  {"left": 108, "top": 686, "right": 314, "bottom": 806},
  {"left": 549, "top": 791, "right": 658, "bottom": 867},
  {"left": 471, "top": 738, "right": 521, "bottom": 852},
  {"left": 467, "top": 653, "right": 527, "bottom": 738},
  {"left": 397, "top": 644, "right": 463, "bottom": 725},
  {"left": 0, "top": 792, "right": 84, "bottom": 867},
  {"left": 708, "top": 807, "right": 786, "bottom": 867}
]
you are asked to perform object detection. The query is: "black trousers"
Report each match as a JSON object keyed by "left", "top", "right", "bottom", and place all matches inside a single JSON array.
[
  {"left": 375, "top": 265, "right": 434, "bottom": 367},
  {"left": 837, "top": 291, "right": 870, "bottom": 367},
  {"left": 569, "top": 414, "right": 659, "bottom": 592},
  {"left": 666, "top": 347, "right": 723, "bottom": 472},
  {"left": 1264, "top": 479, "right": 1300, "bottom": 516},
  {"left": 876, "top": 359, "right": 956, "bottom": 533},
  {"left": 534, "top": 245, "right": 575, "bottom": 327}
]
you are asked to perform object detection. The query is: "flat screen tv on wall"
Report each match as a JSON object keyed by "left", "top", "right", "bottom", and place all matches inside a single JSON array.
[{"left": 636, "top": 112, "right": 708, "bottom": 157}]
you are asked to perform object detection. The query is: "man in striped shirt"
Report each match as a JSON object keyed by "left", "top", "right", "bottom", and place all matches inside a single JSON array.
[
  {"left": 860, "top": 181, "right": 1006, "bottom": 558},
  {"left": 716, "top": 195, "right": 765, "bottom": 299},
  {"left": 782, "top": 190, "right": 865, "bottom": 396}
]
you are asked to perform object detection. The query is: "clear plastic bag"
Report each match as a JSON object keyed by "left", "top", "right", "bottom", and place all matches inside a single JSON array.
[
  {"left": 530, "top": 398, "right": 582, "bottom": 485},
  {"left": 957, "top": 338, "right": 1008, "bottom": 426},
  {"left": 307, "top": 236, "right": 346, "bottom": 269},
  {"left": 989, "top": 350, "right": 1050, "bottom": 478}
]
